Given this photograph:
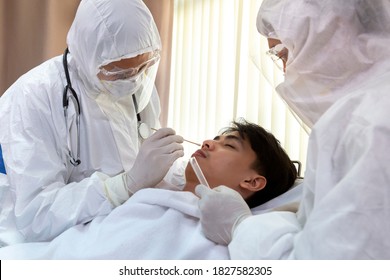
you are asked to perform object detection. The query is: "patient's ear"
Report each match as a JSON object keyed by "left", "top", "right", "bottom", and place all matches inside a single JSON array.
[{"left": 240, "top": 174, "right": 267, "bottom": 192}]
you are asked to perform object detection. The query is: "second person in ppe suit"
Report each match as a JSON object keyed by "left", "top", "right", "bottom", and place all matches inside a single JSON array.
[
  {"left": 196, "top": 0, "right": 390, "bottom": 259},
  {"left": 0, "top": 0, "right": 184, "bottom": 245}
]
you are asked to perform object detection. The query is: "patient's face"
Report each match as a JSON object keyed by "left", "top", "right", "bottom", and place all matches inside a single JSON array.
[{"left": 185, "top": 131, "right": 258, "bottom": 192}]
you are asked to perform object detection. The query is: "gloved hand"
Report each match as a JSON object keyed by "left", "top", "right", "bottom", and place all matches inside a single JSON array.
[
  {"left": 126, "top": 127, "right": 184, "bottom": 194},
  {"left": 195, "top": 185, "right": 252, "bottom": 245}
]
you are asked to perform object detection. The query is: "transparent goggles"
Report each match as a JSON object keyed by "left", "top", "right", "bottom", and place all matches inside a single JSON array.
[
  {"left": 99, "top": 51, "right": 160, "bottom": 81},
  {"left": 265, "top": 44, "right": 288, "bottom": 72}
]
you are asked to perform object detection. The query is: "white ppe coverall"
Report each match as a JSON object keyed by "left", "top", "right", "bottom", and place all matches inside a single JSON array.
[
  {"left": 0, "top": 0, "right": 163, "bottom": 244},
  {"left": 229, "top": 0, "right": 390, "bottom": 259}
]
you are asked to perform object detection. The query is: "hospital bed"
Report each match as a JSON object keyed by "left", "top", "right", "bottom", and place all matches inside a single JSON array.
[{"left": 0, "top": 162, "right": 303, "bottom": 259}]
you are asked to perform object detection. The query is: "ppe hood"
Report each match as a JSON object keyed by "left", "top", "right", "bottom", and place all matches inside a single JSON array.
[
  {"left": 257, "top": 0, "right": 390, "bottom": 127},
  {"left": 67, "top": 0, "right": 162, "bottom": 97}
]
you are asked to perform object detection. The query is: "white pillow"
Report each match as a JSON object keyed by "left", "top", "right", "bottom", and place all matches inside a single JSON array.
[{"left": 251, "top": 178, "right": 303, "bottom": 215}]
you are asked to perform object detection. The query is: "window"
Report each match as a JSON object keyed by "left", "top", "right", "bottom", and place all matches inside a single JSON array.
[{"left": 168, "top": 0, "right": 309, "bottom": 173}]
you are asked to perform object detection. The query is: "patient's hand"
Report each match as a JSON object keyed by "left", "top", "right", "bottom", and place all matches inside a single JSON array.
[{"left": 272, "top": 202, "right": 299, "bottom": 213}]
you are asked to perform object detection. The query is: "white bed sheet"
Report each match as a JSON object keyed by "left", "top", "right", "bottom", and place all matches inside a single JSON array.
[{"left": 0, "top": 178, "right": 303, "bottom": 260}]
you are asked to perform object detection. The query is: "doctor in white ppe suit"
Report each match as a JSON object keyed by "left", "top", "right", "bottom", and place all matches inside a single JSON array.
[
  {"left": 0, "top": 0, "right": 184, "bottom": 245},
  {"left": 196, "top": 0, "right": 390, "bottom": 259}
]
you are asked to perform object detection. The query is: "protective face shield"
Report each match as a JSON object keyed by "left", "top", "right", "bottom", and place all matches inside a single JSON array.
[
  {"left": 99, "top": 58, "right": 159, "bottom": 109},
  {"left": 133, "top": 62, "right": 159, "bottom": 113},
  {"left": 256, "top": 0, "right": 390, "bottom": 128},
  {"left": 265, "top": 42, "right": 288, "bottom": 73},
  {"left": 99, "top": 51, "right": 160, "bottom": 80}
]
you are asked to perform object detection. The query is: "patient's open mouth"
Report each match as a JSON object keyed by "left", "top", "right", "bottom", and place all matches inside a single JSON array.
[{"left": 191, "top": 149, "right": 206, "bottom": 158}]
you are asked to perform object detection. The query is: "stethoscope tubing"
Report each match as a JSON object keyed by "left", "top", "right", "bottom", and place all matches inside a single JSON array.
[{"left": 63, "top": 48, "right": 81, "bottom": 166}]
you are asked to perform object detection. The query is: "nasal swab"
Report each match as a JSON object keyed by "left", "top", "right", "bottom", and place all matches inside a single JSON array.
[
  {"left": 151, "top": 128, "right": 201, "bottom": 146},
  {"left": 189, "top": 157, "right": 210, "bottom": 188}
]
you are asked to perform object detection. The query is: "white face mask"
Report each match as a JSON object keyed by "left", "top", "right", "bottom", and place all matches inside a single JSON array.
[
  {"left": 133, "top": 67, "right": 158, "bottom": 113},
  {"left": 98, "top": 61, "right": 159, "bottom": 108},
  {"left": 99, "top": 72, "right": 145, "bottom": 101}
]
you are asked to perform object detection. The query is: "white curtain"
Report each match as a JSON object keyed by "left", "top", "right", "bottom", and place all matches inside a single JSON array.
[{"left": 167, "top": 0, "right": 309, "bottom": 175}]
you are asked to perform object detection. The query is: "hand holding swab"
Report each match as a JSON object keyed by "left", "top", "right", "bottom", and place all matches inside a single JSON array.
[{"left": 151, "top": 128, "right": 201, "bottom": 146}]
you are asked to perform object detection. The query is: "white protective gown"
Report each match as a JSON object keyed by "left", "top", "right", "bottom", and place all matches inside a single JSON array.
[
  {"left": 229, "top": 0, "right": 390, "bottom": 259},
  {"left": 0, "top": 0, "right": 163, "bottom": 244}
]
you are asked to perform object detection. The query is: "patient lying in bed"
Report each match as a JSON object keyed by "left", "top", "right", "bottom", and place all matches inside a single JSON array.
[{"left": 0, "top": 119, "right": 300, "bottom": 259}]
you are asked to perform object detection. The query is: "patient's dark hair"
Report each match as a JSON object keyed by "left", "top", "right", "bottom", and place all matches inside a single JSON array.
[{"left": 221, "top": 119, "right": 297, "bottom": 208}]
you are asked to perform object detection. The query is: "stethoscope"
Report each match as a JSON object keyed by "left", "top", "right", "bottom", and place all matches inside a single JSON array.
[
  {"left": 62, "top": 48, "right": 151, "bottom": 166},
  {"left": 63, "top": 48, "right": 81, "bottom": 166}
]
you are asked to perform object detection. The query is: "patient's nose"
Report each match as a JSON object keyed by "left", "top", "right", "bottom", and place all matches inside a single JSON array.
[{"left": 201, "top": 139, "right": 215, "bottom": 150}]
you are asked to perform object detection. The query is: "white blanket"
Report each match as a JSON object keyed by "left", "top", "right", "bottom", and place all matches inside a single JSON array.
[
  {"left": 0, "top": 188, "right": 229, "bottom": 259},
  {"left": 0, "top": 179, "right": 303, "bottom": 260}
]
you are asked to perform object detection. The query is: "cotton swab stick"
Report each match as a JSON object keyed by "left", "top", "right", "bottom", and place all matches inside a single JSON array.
[
  {"left": 151, "top": 128, "right": 201, "bottom": 146},
  {"left": 189, "top": 157, "right": 210, "bottom": 188}
]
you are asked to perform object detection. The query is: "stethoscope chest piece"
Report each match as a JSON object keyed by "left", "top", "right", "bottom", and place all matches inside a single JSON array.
[
  {"left": 138, "top": 122, "right": 151, "bottom": 140},
  {"left": 132, "top": 93, "right": 151, "bottom": 140}
]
